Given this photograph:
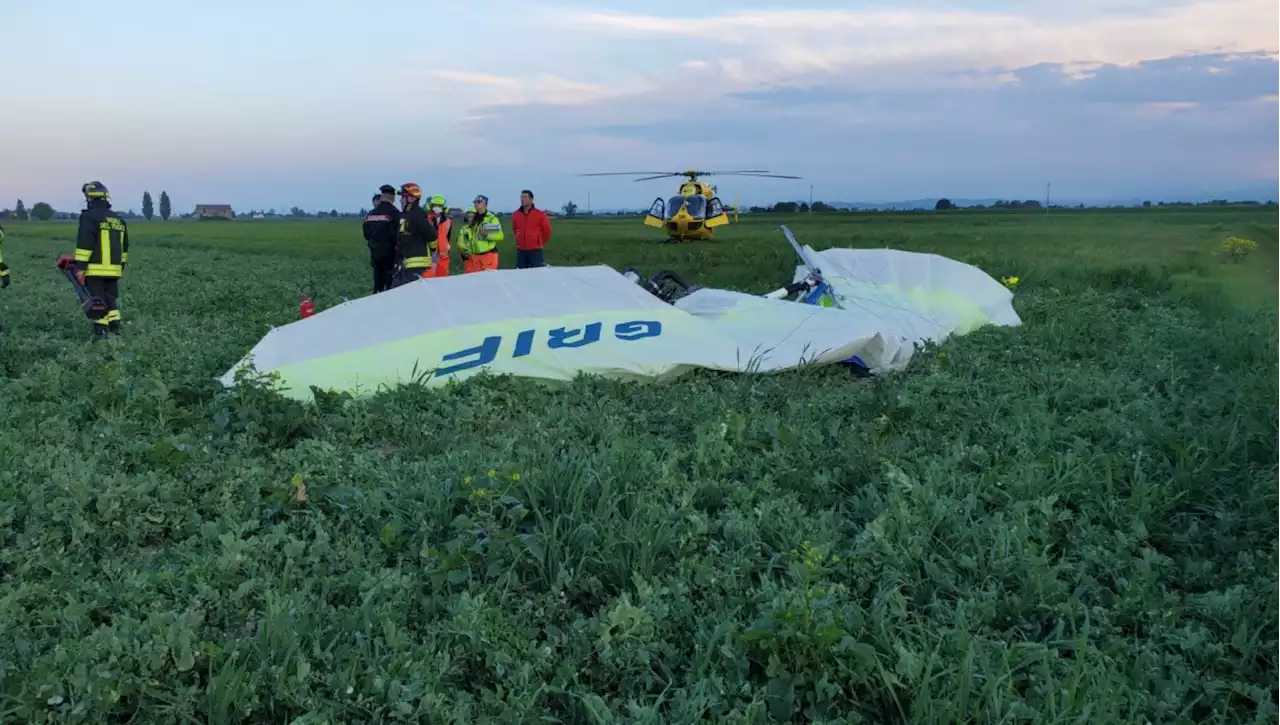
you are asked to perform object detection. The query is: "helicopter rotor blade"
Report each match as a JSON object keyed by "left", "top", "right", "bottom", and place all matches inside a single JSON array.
[
  {"left": 573, "top": 169, "right": 803, "bottom": 180},
  {"left": 693, "top": 170, "right": 770, "bottom": 175},
  {"left": 710, "top": 172, "right": 804, "bottom": 179},
  {"left": 576, "top": 172, "right": 675, "bottom": 177}
]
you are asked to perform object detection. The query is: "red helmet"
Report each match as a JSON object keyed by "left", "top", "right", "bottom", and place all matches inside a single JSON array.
[{"left": 398, "top": 183, "right": 422, "bottom": 199}]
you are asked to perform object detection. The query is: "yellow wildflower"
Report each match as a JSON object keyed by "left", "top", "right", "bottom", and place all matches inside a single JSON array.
[
  {"left": 511, "top": 473, "right": 521, "bottom": 481},
  {"left": 1222, "top": 236, "right": 1257, "bottom": 261}
]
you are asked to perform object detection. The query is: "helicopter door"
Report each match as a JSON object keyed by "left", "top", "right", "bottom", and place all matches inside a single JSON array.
[
  {"left": 705, "top": 196, "right": 730, "bottom": 227},
  {"left": 643, "top": 197, "right": 666, "bottom": 228}
]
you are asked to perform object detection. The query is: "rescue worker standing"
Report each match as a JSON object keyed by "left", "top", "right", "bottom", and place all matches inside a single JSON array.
[
  {"left": 363, "top": 185, "right": 400, "bottom": 293},
  {"left": 427, "top": 194, "right": 453, "bottom": 277},
  {"left": 72, "top": 181, "right": 129, "bottom": 340},
  {"left": 393, "top": 183, "right": 435, "bottom": 285},
  {"left": 0, "top": 224, "right": 8, "bottom": 339},
  {"left": 0, "top": 223, "right": 10, "bottom": 289},
  {"left": 456, "top": 206, "right": 477, "bottom": 272},
  {"left": 511, "top": 189, "right": 552, "bottom": 269},
  {"left": 462, "top": 195, "right": 504, "bottom": 272}
]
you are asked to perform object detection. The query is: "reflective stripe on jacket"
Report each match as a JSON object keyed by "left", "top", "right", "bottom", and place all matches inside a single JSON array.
[
  {"left": 75, "top": 205, "right": 129, "bottom": 278},
  {"left": 397, "top": 205, "right": 435, "bottom": 269},
  {"left": 469, "top": 211, "right": 504, "bottom": 254}
]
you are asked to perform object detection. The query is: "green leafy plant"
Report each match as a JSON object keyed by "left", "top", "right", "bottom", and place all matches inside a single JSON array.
[{"left": 0, "top": 210, "right": 1274, "bottom": 723}]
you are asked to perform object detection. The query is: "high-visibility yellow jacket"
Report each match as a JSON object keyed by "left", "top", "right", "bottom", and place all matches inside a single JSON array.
[
  {"left": 468, "top": 211, "right": 504, "bottom": 255},
  {"left": 457, "top": 222, "right": 475, "bottom": 257}
]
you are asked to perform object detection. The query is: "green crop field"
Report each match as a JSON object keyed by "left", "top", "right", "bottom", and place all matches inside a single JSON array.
[{"left": 0, "top": 208, "right": 1276, "bottom": 724}]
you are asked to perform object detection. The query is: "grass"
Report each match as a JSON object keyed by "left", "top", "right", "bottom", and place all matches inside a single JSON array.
[{"left": 0, "top": 208, "right": 1276, "bottom": 724}]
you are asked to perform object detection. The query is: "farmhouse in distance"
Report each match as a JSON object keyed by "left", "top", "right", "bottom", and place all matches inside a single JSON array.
[{"left": 194, "top": 204, "right": 234, "bottom": 219}]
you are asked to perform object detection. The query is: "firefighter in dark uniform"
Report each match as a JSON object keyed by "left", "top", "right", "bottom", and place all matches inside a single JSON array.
[
  {"left": 392, "top": 182, "right": 435, "bottom": 286},
  {"left": 0, "top": 223, "right": 9, "bottom": 339},
  {"left": 0, "top": 223, "right": 9, "bottom": 288},
  {"left": 73, "top": 181, "right": 129, "bottom": 340},
  {"left": 363, "top": 184, "right": 400, "bottom": 294}
]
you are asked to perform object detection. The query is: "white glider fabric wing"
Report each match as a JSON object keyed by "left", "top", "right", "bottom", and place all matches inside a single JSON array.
[
  {"left": 219, "top": 266, "right": 743, "bottom": 400},
  {"left": 221, "top": 242, "right": 1021, "bottom": 401},
  {"left": 788, "top": 246, "right": 1021, "bottom": 370}
]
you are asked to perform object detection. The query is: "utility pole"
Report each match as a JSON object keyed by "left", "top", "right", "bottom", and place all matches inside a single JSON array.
[
  {"left": 809, "top": 184, "right": 814, "bottom": 214},
  {"left": 587, "top": 191, "right": 592, "bottom": 215},
  {"left": 1045, "top": 182, "right": 1051, "bottom": 214}
]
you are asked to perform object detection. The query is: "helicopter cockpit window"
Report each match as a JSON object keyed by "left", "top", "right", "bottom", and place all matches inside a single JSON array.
[
  {"left": 683, "top": 195, "right": 707, "bottom": 219},
  {"left": 667, "top": 196, "right": 686, "bottom": 216}
]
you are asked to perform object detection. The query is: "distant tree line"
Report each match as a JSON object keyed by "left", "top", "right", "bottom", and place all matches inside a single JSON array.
[
  {"left": 1, "top": 191, "right": 174, "bottom": 221},
  {"left": 942, "top": 199, "right": 1042, "bottom": 210},
  {"left": 746, "top": 201, "right": 839, "bottom": 213},
  {"left": 741, "top": 198, "right": 1276, "bottom": 213}
]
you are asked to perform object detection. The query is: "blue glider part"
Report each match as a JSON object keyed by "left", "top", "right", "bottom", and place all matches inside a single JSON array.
[{"left": 797, "top": 278, "right": 868, "bottom": 371}]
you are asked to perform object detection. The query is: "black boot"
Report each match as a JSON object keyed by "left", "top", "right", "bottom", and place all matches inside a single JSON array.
[
  {"left": 108, "top": 320, "right": 122, "bottom": 335},
  {"left": 91, "top": 324, "right": 109, "bottom": 342}
]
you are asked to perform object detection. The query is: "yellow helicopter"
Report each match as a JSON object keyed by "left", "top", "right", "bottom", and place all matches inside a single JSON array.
[{"left": 578, "top": 169, "right": 802, "bottom": 242}]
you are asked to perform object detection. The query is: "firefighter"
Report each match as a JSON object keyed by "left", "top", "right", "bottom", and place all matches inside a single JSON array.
[
  {"left": 393, "top": 182, "right": 435, "bottom": 286},
  {"left": 462, "top": 194, "right": 504, "bottom": 272},
  {"left": 0, "top": 223, "right": 9, "bottom": 288},
  {"left": 72, "top": 181, "right": 129, "bottom": 340},
  {"left": 0, "top": 224, "right": 8, "bottom": 339},
  {"left": 363, "top": 185, "right": 400, "bottom": 293},
  {"left": 426, "top": 194, "right": 453, "bottom": 277}
]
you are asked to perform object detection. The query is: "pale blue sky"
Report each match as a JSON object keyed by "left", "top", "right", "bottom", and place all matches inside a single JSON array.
[{"left": 2, "top": 0, "right": 1276, "bottom": 213}]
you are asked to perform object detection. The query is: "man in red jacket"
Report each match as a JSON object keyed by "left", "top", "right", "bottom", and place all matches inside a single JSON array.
[{"left": 511, "top": 189, "right": 551, "bottom": 269}]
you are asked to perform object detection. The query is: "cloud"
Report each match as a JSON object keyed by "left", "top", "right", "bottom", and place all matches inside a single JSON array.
[
  {"left": 549, "top": 0, "right": 1277, "bottom": 82},
  {"left": 420, "top": 2, "right": 1275, "bottom": 196},
  {"left": 447, "top": 0, "right": 1276, "bottom": 138},
  {"left": 730, "top": 51, "right": 1280, "bottom": 108},
  {"left": 448, "top": 50, "right": 1275, "bottom": 203},
  {"left": 404, "top": 69, "right": 615, "bottom": 108}
]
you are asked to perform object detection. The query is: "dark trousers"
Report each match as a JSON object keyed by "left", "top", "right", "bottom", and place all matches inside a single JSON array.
[
  {"left": 391, "top": 266, "right": 428, "bottom": 288},
  {"left": 371, "top": 249, "right": 397, "bottom": 293},
  {"left": 516, "top": 249, "right": 545, "bottom": 269},
  {"left": 84, "top": 276, "right": 121, "bottom": 331}
]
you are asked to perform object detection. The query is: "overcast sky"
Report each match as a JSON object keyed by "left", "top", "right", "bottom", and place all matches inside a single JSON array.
[{"left": 2, "top": 0, "right": 1276, "bottom": 213}]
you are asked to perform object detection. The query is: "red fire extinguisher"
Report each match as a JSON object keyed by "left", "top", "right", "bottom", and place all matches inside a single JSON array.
[{"left": 298, "top": 284, "right": 316, "bottom": 319}]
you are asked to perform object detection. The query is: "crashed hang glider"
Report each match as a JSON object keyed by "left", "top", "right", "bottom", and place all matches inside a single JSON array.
[{"left": 220, "top": 226, "right": 1021, "bottom": 401}]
